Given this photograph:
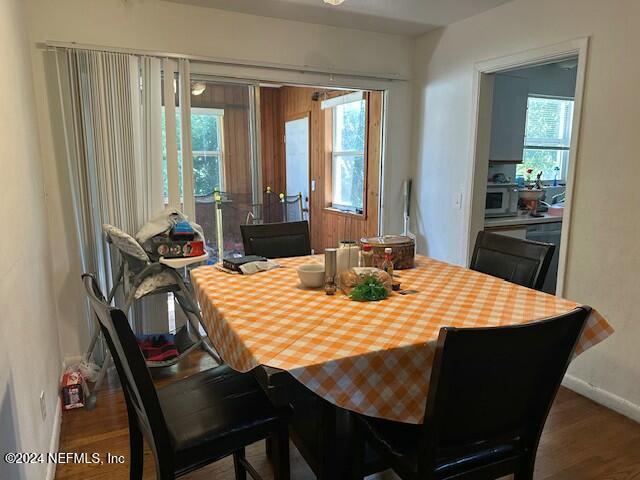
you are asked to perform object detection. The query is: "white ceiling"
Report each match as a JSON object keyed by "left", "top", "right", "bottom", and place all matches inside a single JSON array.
[{"left": 166, "top": 0, "right": 514, "bottom": 36}]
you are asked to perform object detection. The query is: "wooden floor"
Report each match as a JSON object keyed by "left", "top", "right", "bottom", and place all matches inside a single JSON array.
[{"left": 55, "top": 351, "right": 640, "bottom": 480}]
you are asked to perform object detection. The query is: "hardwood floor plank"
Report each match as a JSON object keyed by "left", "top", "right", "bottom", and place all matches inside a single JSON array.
[
  {"left": 54, "top": 351, "right": 640, "bottom": 479},
  {"left": 542, "top": 435, "right": 640, "bottom": 480}
]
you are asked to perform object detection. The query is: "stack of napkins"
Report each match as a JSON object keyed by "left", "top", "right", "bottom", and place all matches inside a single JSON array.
[{"left": 239, "top": 260, "right": 280, "bottom": 275}]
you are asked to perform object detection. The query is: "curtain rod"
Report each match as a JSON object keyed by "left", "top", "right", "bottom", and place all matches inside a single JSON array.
[{"left": 41, "top": 41, "right": 407, "bottom": 82}]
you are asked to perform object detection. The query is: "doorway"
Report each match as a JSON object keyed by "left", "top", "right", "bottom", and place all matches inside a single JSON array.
[
  {"left": 284, "top": 114, "right": 310, "bottom": 221},
  {"left": 468, "top": 39, "right": 589, "bottom": 296}
]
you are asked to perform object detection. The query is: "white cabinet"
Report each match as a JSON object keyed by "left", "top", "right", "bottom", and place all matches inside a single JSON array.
[{"left": 489, "top": 74, "right": 529, "bottom": 163}]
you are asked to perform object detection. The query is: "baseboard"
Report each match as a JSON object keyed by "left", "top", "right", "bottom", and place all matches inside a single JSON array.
[
  {"left": 46, "top": 360, "right": 69, "bottom": 480},
  {"left": 45, "top": 396, "right": 62, "bottom": 480},
  {"left": 562, "top": 374, "right": 640, "bottom": 423}
]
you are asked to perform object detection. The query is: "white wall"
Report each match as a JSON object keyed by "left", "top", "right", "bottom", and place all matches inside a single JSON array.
[
  {"left": 413, "top": 0, "right": 640, "bottom": 417},
  {"left": 0, "top": 0, "right": 63, "bottom": 478},
  {"left": 24, "top": 0, "right": 415, "bottom": 359}
]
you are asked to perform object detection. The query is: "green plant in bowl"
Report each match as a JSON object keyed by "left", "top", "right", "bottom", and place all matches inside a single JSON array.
[{"left": 349, "top": 275, "right": 389, "bottom": 302}]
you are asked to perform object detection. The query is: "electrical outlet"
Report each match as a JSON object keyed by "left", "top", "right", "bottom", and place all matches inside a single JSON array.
[
  {"left": 39, "top": 391, "right": 47, "bottom": 422},
  {"left": 454, "top": 192, "right": 463, "bottom": 210}
]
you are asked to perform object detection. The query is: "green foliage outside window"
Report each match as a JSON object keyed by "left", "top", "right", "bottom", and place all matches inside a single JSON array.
[
  {"left": 162, "top": 109, "right": 223, "bottom": 198},
  {"left": 336, "top": 100, "right": 366, "bottom": 151},
  {"left": 333, "top": 100, "right": 366, "bottom": 210},
  {"left": 516, "top": 97, "right": 573, "bottom": 181},
  {"left": 518, "top": 149, "right": 565, "bottom": 181}
]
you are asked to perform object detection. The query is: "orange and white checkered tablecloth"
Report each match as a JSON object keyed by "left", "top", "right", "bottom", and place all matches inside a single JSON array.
[{"left": 191, "top": 255, "right": 613, "bottom": 424}]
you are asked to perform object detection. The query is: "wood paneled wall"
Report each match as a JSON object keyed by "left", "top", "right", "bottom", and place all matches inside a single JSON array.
[
  {"left": 321, "top": 91, "right": 382, "bottom": 251},
  {"left": 259, "top": 88, "right": 285, "bottom": 194},
  {"left": 259, "top": 86, "right": 383, "bottom": 253},
  {"left": 192, "top": 84, "right": 251, "bottom": 194}
]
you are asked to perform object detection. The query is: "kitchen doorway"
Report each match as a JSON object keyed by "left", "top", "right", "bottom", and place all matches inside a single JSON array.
[{"left": 467, "top": 39, "right": 589, "bottom": 296}]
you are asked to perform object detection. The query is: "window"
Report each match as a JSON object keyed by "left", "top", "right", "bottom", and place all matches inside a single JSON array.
[
  {"left": 162, "top": 107, "right": 224, "bottom": 199},
  {"left": 191, "top": 108, "right": 224, "bottom": 196},
  {"left": 517, "top": 96, "right": 574, "bottom": 182},
  {"left": 332, "top": 99, "right": 366, "bottom": 213}
]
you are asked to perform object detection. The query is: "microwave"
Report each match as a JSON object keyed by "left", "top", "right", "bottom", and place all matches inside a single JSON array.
[{"left": 485, "top": 183, "right": 519, "bottom": 218}]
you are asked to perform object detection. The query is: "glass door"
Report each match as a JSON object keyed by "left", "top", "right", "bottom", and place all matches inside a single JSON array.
[
  {"left": 186, "top": 78, "right": 260, "bottom": 260},
  {"left": 285, "top": 114, "right": 310, "bottom": 221},
  {"left": 162, "top": 67, "right": 261, "bottom": 261}
]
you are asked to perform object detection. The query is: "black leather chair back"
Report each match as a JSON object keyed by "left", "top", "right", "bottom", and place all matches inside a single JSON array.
[
  {"left": 82, "top": 274, "right": 174, "bottom": 473},
  {"left": 418, "top": 307, "right": 590, "bottom": 476},
  {"left": 241, "top": 220, "right": 311, "bottom": 258},
  {"left": 470, "top": 230, "right": 555, "bottom": 290}
]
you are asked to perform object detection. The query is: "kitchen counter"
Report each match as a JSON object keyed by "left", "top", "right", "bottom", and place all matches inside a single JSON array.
[{"left": 485, "top": 211, "right": 563, "bottom": 228}]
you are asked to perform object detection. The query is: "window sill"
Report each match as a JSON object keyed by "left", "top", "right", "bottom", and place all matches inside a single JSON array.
[{"left": 324, "top": 207, "right": 366, "bottom": 219}]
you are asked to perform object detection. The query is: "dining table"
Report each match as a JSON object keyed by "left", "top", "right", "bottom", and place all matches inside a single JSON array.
[{"left": 190, "top": 254, "right": 613, "bottom": 478}]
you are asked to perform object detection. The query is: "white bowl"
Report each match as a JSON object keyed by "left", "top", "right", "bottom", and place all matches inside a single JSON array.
[{"left": 297, "top": 263, "right": 325, "bottom": 289}]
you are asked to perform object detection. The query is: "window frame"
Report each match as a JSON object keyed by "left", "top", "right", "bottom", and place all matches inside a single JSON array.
[
  {"left": 162, "top": 106, "right": 226, "bottom": 202},
  {"left": 520, "top": 95, "right": 574, "bottom": 183},
  {"left": 330, "top": 99, "right": 367, "bottom": 213},
  {"left": 189, "top": 107, "right": 225, "bottom": 195}
]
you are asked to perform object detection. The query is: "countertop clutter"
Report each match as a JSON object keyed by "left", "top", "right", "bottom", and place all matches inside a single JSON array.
[{"left": 485, "top": 211, "right": 563, "bottom": 228}]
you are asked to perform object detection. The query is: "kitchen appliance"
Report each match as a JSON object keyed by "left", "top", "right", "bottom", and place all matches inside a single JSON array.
[{"left": 485, "top": 183, "right": 519, "bottom": 218}]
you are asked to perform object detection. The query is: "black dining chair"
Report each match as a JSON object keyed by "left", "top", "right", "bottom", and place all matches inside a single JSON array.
[
  {"left": 81, "top": 273, "right": 291, "bottom": 480},
  {"left": 351, "top": 306, "right": 590, "bottom": 480},
  {"left": 240, "top": 220, "right": 311, "bottom": 259},
  {"left": 470, "top": 230, "right": 555, "bottom": 290}
]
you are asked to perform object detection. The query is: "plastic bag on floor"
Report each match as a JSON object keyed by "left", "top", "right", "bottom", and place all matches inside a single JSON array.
[{"left": 66, "top": 359, "right": 100, "bottom": 383}]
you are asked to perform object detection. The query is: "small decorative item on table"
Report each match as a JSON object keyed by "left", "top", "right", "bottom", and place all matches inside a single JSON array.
[
  {"left": 359, "top": 243, "right": 374, "bottom": 267},
  {"left": 360, "top": 235, "right": 415, "bottom": 270},
  {"left": 336, "top": 240, "right": 360, "bottom": 281},
  {"left": 324, "top": 248, "right": 338, "bottom": 295},
  {"left": 381, "top": 247, "right": 394, "bottom": 278},
  {"left": 340, "top": 268, "right": 392, "bottom": 301},
  {"left": 349, "top": 275, "right": 390, "bottom": 302},
  {"left": 297, "top": 263, "right": 325, "bottom": 288}
]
